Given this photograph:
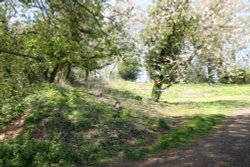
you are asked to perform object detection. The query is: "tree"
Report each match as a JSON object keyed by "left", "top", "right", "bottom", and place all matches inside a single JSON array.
[
  {"left": 0, "top": 5, "right": 31, "bottom": 110},
  {"left": 118, "top": 57, "right": 141, "bottom": 81},
  {"left": 143, "top": 0, "right": 193, "bottom": 102},
  {"left": 0, "top": 0, "right": 136, "bottom": 83},
  {"left": 0, "top": 0, "right": 138, "bottom": 111},
  {"left": 143, "top": 0, "right": 249, "bottom": 102},
  {"left": 189, "top": 0, "right": 248, "bottom": 84}
]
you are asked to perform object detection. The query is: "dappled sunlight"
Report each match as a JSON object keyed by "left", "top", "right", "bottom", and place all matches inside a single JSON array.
[
  {"left": 1, "top": 85, "right": 170, "bottom": 166},
  {"left": 0, "top": 0, "right": 250, "bottom": 166},
  {"left": 2, "top": 83, "right": 250, "bottom": 166}
]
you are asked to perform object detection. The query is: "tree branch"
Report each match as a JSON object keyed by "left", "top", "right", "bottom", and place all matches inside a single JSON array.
[
  {"left": 161, "top": 84, "right": 172, "bottom": 90},
  {"left": 0, "top": 49, "right": 44, "bottom": 61},
  {"left": 75, "top": 0, "right": 108, "bottom": 36}
]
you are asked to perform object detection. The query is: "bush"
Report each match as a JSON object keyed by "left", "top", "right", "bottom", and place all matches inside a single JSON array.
[
  {"left": 220, "top": 69, "right": 250, "bottom": 84},
  {"left": 99, "top": 118, "right": 145, "bottom": 145},
  {"left": 0, "top": 139, "right": 76, "bottom": 167},
  {"left": 118, "top": 57, "right": 141, "bottom": 81},
  {"left": 104, "top": 88, "right": 142, "bottom": 101},
  {"left": 158, "top": 118, "right": 170, "bottom": 129},
  {"left": 125, "top": 147, "right": 151, "bottom": 160}
]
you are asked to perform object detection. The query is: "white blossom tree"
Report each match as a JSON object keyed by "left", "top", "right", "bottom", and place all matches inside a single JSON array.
[{"left": 143, "top": 0, "right": 250, "bottom": 102}]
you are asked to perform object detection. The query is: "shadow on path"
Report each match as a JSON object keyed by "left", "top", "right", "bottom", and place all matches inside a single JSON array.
[{"left": 120, "top": 108, "right": 250, "bottom": 167}]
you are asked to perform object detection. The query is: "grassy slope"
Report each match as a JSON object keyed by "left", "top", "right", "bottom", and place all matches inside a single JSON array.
[
  {"left": 1, "top": 81, "right": 250, "bottom": 166},
  {"left": 0, "top": 84, "right": 161, "bottom": 166}
]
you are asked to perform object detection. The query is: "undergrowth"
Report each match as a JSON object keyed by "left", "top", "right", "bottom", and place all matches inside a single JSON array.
[
  {"left": 125, "top": 114, "right": 225, "bottom": 160},
  {"left": 0, "top": 84, "right": 226, "bottom": 166}
]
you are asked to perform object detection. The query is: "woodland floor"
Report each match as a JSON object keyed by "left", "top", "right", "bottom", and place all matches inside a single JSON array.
[
  {"left": 116, "top": 107, "right": 250, "bottom": 167},
  {"left": 0, "top": 104, "right": 40, "bottom": 143}
]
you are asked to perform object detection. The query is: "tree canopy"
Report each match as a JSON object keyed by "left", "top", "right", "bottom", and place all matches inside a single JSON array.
[{"left": 143, "top": 0, "right": 250, "bottom": 102}]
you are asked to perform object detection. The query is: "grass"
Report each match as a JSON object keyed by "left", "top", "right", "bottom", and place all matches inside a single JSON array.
[
  {"left": 125, "top": 114, "right": 225, "bottom": 160},
  {"left": 108, "top": 79, "right": 250, "bottom": 100},
  {"left": 0, "top": 85, "right": 41, "bottom": 126},
  {"left": 1, "top": 80, "right": 250, "bottom": 166},
  {"left": 108, "top": 80, "right": 250, "bottom": 116},
  {"left": 0, "top": 84, "right": 159, "bottom": 166}
]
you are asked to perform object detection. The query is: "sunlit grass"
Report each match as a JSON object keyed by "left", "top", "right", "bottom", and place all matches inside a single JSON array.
[
  {"left": 1, "top": 81, "right": 250, "bottom": 166},
  {"left": 125, "top": 114, "right": 225, "bottom": 160},
  {"left": 108, "top": 79, "right": 250, "bottom": 100},
  {"left": 108, "top": 79, "right": 250, "bottom": 117}
]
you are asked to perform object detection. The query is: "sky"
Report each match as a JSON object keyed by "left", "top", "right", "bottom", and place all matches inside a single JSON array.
[
  {"left": 135, "top": 0, "right": 250, "bottom": 7},
  {"left": 133, "top": 0, "right": 152, "bottom": 8}
]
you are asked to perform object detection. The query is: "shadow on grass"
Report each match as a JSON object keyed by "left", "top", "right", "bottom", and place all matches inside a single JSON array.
[
  {"left": 0, "top": 85, "right": 151, "bottom": 167},
  {"left": 103, "top": 87, "right": 143, "bottom": 101},
  {"left": 124, "top": 114, "right": 225, "bottom": 161},
  {"left": 74, "top": 80, "right": 143, "bottom": 101},
  {"left": 1, "top": 85, "right": 241, "bottom": 167},
  {"left": 121, "top": 113, "right": 250, "bottom": 167}
]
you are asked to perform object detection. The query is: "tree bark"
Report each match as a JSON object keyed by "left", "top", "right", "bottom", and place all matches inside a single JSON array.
[
  {"left": 65, "top": 63, "right": 72, "bottom": 81},
  {"left": 151, "top": 82, "right": 163, "bottom": 102},
  {"left": 85, "top": 69, "right": 89, "bottom": 81},
  {"left": 207, "top": 58, "right": 215, "bottom": 83},
  {"left": 43, "top": 68, "right": 49, "bottom": 82},
  {"left": 49, "top": 64, "right": 60, "bottom": 83}
]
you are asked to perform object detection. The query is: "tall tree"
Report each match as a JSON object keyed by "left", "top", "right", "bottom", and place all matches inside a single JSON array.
[
  {"left": 143, "top": 0, "right": 249, "bottom": 102},
  {"left": 143, "top": 0, "right": 193, "bottom": 102}
]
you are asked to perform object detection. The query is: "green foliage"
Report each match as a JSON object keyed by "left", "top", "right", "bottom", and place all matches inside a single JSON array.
[
  {"left": 143, "top": 0, "right": 193, "bottom": 101},
  {"left": 143, "top": 0, "right": 249, "bottom": 101},
  {"left": 125, "top": 115, "right": 225, "bottom": 160},
  {"left": 152, "top": 115, "right": 225, "bottom": 150},
  {"left": 0, "top": 0, "right": 138, "bottom": 115},
  {"left": 158, "top": 118, "right": 170, "bottom": 129},
  {"left": 104, "top": 87, "right": 143, "bottom": 101},
  {"left": 220, "top": 69, "right": 250, "bottom": 84},
  {"left": 78, "top": 143, "right": 103, "bottom": 166},
  {"left": 2, "top": 82, "right": 250, "bottom": 166},
  {"left": 118, "top": 57, "right": 141, "bottom": 81},
  {"left": 0, "top": 85, "right": 38, "bottom": 126},
  {"left": 0, "top": 84, "right": 154, "bottom": 166},
  {"left": 0, "top": 139, "right": 76, "bottom": 167},
  {"left": 125, "top": 147, "right": 151, "bottom": 160},
  {"left": 100, "top": 118, "right": 147, "bottom": 145}
]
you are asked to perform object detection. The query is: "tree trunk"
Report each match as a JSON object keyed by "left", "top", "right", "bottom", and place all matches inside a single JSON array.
[
  {"left": 85, "top": 69, "right": 89, "bottom": 81},
  {"left": 49, "top": 64, "right": 60, "bottom": 83},
  {"left": 207, "top": 58, "right": 215, "bottom": 83},
  {"left": 151, "top": 82, "right": 163, "bottom": 102},
  {"left": 65, "top": 63, "right": 72, "bottom": 81},
  {"left": 43, "top": 68, "right": 49, "bottom": 82}
]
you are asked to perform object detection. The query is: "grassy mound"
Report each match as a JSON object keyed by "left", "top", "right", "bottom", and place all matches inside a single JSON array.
[
  {"left": 0, "top": 83, "right": 240, "bottom": 166},
  {"left": 0, "top": 84, "right": 157, "bottom": 166}
]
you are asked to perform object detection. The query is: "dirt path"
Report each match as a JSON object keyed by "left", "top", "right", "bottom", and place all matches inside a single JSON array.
[
  {"left": 118, "top": 107, "right": 250, "bottom": 167},
  {"left": 0, "top": 104, "right": 40, "bottom": 143}
]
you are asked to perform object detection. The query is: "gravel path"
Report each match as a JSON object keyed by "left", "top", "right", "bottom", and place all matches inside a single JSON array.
[{"left": 119, "top": 107, "right": 250, "bottom": 167}]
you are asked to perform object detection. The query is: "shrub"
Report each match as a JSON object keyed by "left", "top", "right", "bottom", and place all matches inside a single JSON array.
[
  {"left": 158, "top": 118, "right": 170, "bottom": 129},
  {"left": 99, "top": 118, "right": 145, "bottom": 145},
  {"left": 118, "top": 58, "right": 141, "bottom": 81}
]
